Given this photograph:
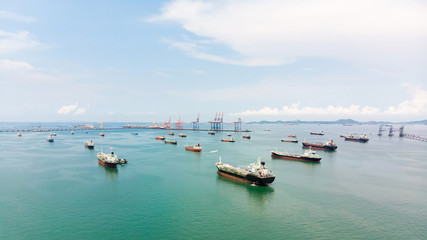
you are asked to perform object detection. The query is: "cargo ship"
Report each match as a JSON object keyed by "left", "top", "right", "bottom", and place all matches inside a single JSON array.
[
  {"left": 185, "top": 143, "right": 202, "bottom": 152},
  {"left": 85, "top": 140, "right": 95, "bottom": 149},
  {"left": 242, "top": 135, "right": 251, "bottom": 139},
  {"left": 97, "top": 149, "right": 120, "bottom": 168},
  {"left": 208, "top": 131, "right": 215, "bottom": 135},
  {"left": 288, "top": 135, "right": 296, "bottom": 138},
  {"left": 168, "top": 132, "right": 174, "bottom": 135},
  {"left": 215, "top": 157, "right": 275, "bottom": 186},
  {"left": 179, "top": 133, "right": 187, "bottom": 137},
  {"left": 344, "top": 134, "right": 369, "bottom": 142},
  {"left": 271, "top": 148, "right": 321, "bottom": 162},
  {"left": 281, "top": 138, "right": 298, "bottom": 143},
  {"left": 302, "top": 140, "right": 337, "bottom": 151},
  {"left": 155, "top": 136, "right": 165, "bottom": 140},
  {"left": 165, "top": 139, "right": 177, "bottom": 144},
  {"left": 310, "top": 131, "right": 324, "bottom": 135},
  {"left": 221, "top": 138, "right": 235, "bottom": 142}
]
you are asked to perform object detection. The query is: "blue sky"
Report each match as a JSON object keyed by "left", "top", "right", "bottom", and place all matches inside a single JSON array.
[{"left": 1, "top": 0, "right": 426, "bottom": 123}]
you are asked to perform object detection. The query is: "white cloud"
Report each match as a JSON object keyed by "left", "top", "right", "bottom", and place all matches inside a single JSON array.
[
  {"left": 0, "top": 30, "right": 42, "bottom": 54},
  {"left": 0, "top": 59, "right": 54, "bottom": 82},
  {"left": 0, "top": 11, "right": 35, "bottom": 23},
  {"left": 74, "top": 108, "right": 87, "bottom": 115},
  {"left": 58, "top": 103, "right": 79, "bottom": 115},
  {"left": 151, "top": 0, "right": 427, "bottom": 66},
  {"left": 233, "top": 86, "right": 427, "bottom": 118}
]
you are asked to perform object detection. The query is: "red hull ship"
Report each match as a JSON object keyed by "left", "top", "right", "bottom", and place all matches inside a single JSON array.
[
  {"left": 155, "top": 136, "right": 165, "bottom": 140},
  {"left": 302, "top": 140, "right": 337, "bottom": 151},
  {"left": 185, "top": 144, "right": 202, "bottom": 152}
]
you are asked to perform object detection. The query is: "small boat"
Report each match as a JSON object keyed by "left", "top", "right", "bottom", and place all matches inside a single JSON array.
[
  {"left": 185, "top": 143, "right": 202, "bottom": 152},
  {"left": 100, "top": 132, "right": 105, "bottom": 136},
  {"left": 85, "top": 140, "right": 95, "bottom": 149},
  {"left": 265, "top": 129, "right": 270, "bottom": 131},
  {"left": 17, "top": 132, "right": 22, "bottom": 137},
  {"left": 310, "top": 131, "right": 324, "bottom": 135},
  {"left": 155, "top": 136, "right": 165, "bottom": 140},
  {"left": 344, "top": 134, "right": 369, "bottom": 142},
  {"left": 97, "top": 149, "right": 120, "bottom": 168},
  {"left": 179, "top": 133, "right": 187, "bottom": 137},
  {"left": 302, "top": 140, "right": 337, "bottom": 151},
  {"left": 216, "top": 157, "right": 275, "bottom": 186},
  {"left": 288, "top": 135, "right": 296, "bottom": 138},
  {"left": 130, "top": 132, "right": 138, "bottom": 135},
  {"left": 242, "top": 135, "right": 251, "bottom": 139},
  {"left": 168, "top": 132, "right": 175, "bottom": 135},
  {"left": 208, "top": 131, "right": 215, "bottom": 135},
  {"left": 271, "top": 148, "right": 321, "bottom": 162},
  {"left": 47, "top": 135, "right": 54, "bottom": 142},
  {"left": 71, "top": 131, "right": 75, "bottom": 135},
  {"left": 226, "top": 133, "right": 232, "bottom": 136},
  {"left": 165, "top": 139, "right": 177, "bottom": 144},
  {"left": 51, "top": 132, "right": 57, "bottom": 136},
  {"left": 221, "top": 138, "right": 235, "bottom": 142},
  {"left": 86, "top": 131, "right": 89, "bottom": 134},
  {"left": 281, "top": 138, "right": 298, "bottom": 143}
]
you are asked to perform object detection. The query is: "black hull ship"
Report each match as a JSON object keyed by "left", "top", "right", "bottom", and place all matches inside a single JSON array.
[
  {"left": 281, "top": 138, "right": 298, "bottom": 143},
  {"left": 344, "top": 134, "right": 369, "bottom": 142},
  {"left": 215, "top": 157, "right": 275, "bottom": 186},
  {"left": 302, "top": 140, "right": 337, "bottom": 151},
  {"left": 271, "top": 149, "right": 321, "bottom": 162},
  {"left": 310, "top": 131, "right": 324, "bottom": 135}
]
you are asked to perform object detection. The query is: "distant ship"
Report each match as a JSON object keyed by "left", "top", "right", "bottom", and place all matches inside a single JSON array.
[
  {"left": 85, "top": 140, "right": 95, "bottom": 149},
  {"left": 97, "top": 149, "right": 120, "bottom": 168},
  {"left": 242, "top": 135, "right": 251, "bottom": 139},
  {"left": 215, "top": 157, "right": 275, "bottom": 186},
  {"left": 302, "top": 140, "right": 337, "bottom": 151},
  {"left": 344, "top": 134, "right": 369, "bottom": 142},
  {"left": 185, "top": 143, "right": 202, "bottom": 152},
  {"left": 165, "top": 139, "right": 177, "bottom": 144},
  {"left": 17, "top": 132, "right": 22, "bottom": 137},
  {"left": 271, "top": 148, "right": 321, "bottom": 162},
  {"left": 47, "top": 135, "right": 54, "bottom": 142},
  {"left": 71, "top": 131, "right": 75, "bottom": 135},
  {"left": 156, "top": 136, "right": 165, "bottom": 140},
  {"left": 221, "top": 138, "right": 235, "bottom": 142},
  {"left": 281, "top": 138, "right": 298, "bottom": 143},
  {"left": 226, "top": 133, "right": 232, "bottom": 136},
  {"left": 130, "top": 132, "right": 138, "bottom": 135},
  {"left": 288, "top": 135, "right": 296, "bottom": 138},
  {"left": 265, "top": 129, "right": 270, "bottom": 131},
  {"left": 179, "top": 133, "right": 187, "bottom": 137},
  {"left": 168, "top": 132, "right": 174, "bottom": 135},
  {"left": 100, "top": 132, "right": 105, "bottom": 137},
  {"left": 310, "top": 131, "right": 324, "bottom": 135},
  {"left": 208, "top": 131, "right": 215, "bottom": 135}
]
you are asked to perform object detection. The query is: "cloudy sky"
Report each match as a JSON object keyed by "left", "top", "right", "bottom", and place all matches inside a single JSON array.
[{"left": 1, "top": 0, "right": 426, "bottom": 123}]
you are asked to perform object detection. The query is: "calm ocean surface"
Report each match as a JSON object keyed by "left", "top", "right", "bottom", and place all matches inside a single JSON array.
[{"left": 1, "top": 123, "right": 426, "bottom": 239}]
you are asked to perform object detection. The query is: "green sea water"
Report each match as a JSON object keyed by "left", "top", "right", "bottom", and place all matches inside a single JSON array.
[{"left": 1, "top": 123, "right": 426, "bottom": 239}]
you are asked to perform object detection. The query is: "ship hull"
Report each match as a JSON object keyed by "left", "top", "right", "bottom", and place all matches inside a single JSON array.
[
  {"left": 85, "top": 145, "right": 94, "bottom": 149},
  {"left": 217, "top": 168, "right": 275, "bottom": 186},
  {"left": 281, "top": 140, "right": 298, "bottom": 143},
  {"left": 344, "top": 138, "right": 369, "bottom": 142},
  {"left": 98, "top": 158, "right": 117, "bottom": 168},
  {"left": 271, "top": 152, "right": 320, "bottom": 162},
  {"left": 302, "top": 142, "right": 337, "bottom": 151},
  {"left": 185, "top": 147, "right": 202, "bottom": 152},
  {"left": 310, "top": 133, "right": 324, "bottom": 135}
]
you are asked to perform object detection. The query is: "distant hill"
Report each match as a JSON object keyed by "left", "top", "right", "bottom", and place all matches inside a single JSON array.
[{"left": 248, "top": 119, "right": 427, "bottom": 125}]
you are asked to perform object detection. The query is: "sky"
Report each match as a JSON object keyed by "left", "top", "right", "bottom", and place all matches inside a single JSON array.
[{"left": 0, "top": 0, "right": 426, "bottom": 123}]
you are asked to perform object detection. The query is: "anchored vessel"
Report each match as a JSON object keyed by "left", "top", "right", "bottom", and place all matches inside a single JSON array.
[
  {"left": 179, "top": 133, "right": 187, "bottom": 137},
  {"left": 281, "top": 138, "right": 298, "bottom": 143},
  {"left": 302, "top": 140, "right": 337, "bottom": 151},
  {"left": 242, "top": 135, "right": 251, "bottom": 139},
  {"left": 215, "top": 157, "right": 275, "bottom": 186},
  {"left": 221, "top": 138, "right": 235, "bottom": 142},
  {"left": 100, "top": 132, "right": 105, "bottom": 137},
  {"left": 310, "top": 131, "right": 324, "bottom": 135},
  {"left": 130, "top": 132, "right": 138, "bottom": 135},
  {"left": 271, "top": 148, "right": 321, "bottom": 162},
  {"left": 155, "top": 136, "right": 165, "bottom": 140},
  {"left": 288, "top": 135, "right": 296, "bottom": 138},
  {"left": 47, "top": 135, "right": 54, "bottom": 142},
  {"left": 17, "top": 132, "right": 22, "bottom": 137},
  {"left": 168, "top": 132, "right": 174, "bottom": 135},
  {"left": 165, "top": 139, "right": 177, "bottom": 144},
  {"left": 97, "top": 149, "right": 127, "bottom": 168},
  {"left": 185, "top": 143, "right": 202, "bottom": 152},
  {"left": 344, "top": 134, "right": 369, "bottom": 142},
  {"left": 208, "top": 131, "right": 215, "bottom": 135},
  {"left": 85, "top": 140, "right": 95, "bottom": 149}
]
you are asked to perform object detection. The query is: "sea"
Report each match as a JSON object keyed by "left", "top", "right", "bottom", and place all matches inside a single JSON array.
[{"left": 0, "top": 122, "right": 426, "bottom": 239}]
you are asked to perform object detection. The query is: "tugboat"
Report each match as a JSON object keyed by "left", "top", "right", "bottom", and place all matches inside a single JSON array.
[
  {"left": 17, "top": 132, "right": 22, "bottom": 137},
  {"left": 47, "top": 135, "right": 54, "bottom": 142},
  {"left": 242, "top": 134, "right": 251, "bottom": 139},
  {"left": 179, "top": 133, "right": 187, "bottom": 137},
  {"left": 185, "top": 143, "right": 202, "bottom": 152},
  {"left": 165, "top": 139, "right": 177, "bottom": 144},
  {"left": 310, "top": 131, "right": 324, "bottom": 135},
  {"left": 208, "top": 131, "right": 215, "bottom": 135},
  {"left": 271, "top": 148, "right": 321, "bottom": 162},
  {"left": 221, "top": 138, "right": 235, "bottom": 142},
  {"left": 302, "top": 140, "right": 337, "bottom": 151},
  {"left": 344, "top": 134, "right": 369, "bottom": 142},
  {"left": 85, "top": 140, "right": 95, "bottom": 149},
  {"left": 215, "top": 157, "right": 275, "bottom": 186},
  {"left": 100, "top": 132, "right": 105, "bottom": 137},
  {"left": 97, "top": 149, "right": 120, "bottom": 168},
  {"left": 169, "top": 132, "right": 175, "bottom": 135},
  {"left": 281, "top": 138, "right": 298, "bottom": 143},
  {"left": 155, "top": 136, "right": 165, "bottom": 140}
]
